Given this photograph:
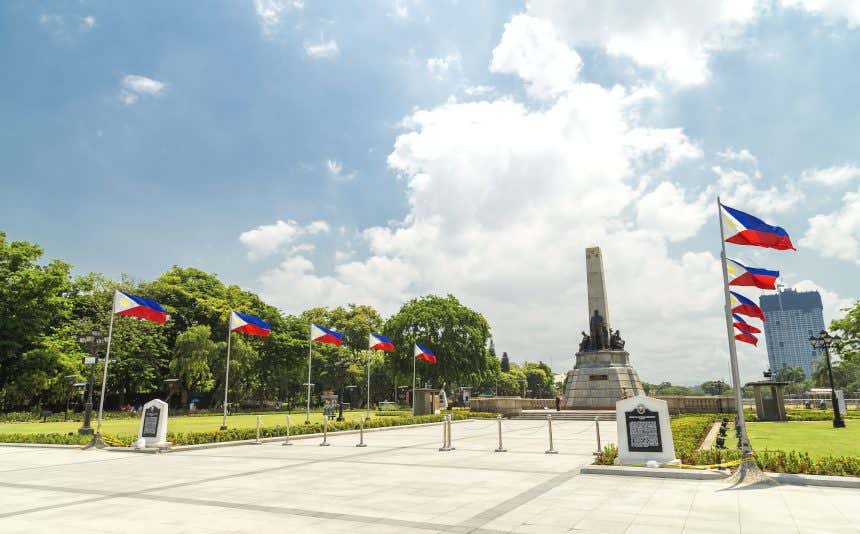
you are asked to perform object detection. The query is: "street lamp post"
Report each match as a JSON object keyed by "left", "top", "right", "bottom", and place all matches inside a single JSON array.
[
  {"left": 809, "top": 329, "right": 846, "bottom": 428},
  {"left": 76, "top": 328, "right": 106, "bottom": 436},
  {"left": 338, "top": 385, "right": 357, "bottom": 421}
]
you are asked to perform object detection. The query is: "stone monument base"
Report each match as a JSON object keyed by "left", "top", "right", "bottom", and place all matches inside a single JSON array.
[{"left": 563, "top": 350, "right": 644, "bottom": 409}]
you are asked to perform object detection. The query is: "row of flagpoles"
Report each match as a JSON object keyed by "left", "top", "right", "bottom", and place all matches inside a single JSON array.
[
  {"left": 94, "top": 290, "right": 442, "bottom": 438},
  {"left": 717, "top": 198, "right": 795, "bottom": 468}
]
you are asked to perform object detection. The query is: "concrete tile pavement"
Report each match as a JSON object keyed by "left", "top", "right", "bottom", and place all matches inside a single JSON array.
[{"left": 0, "top": 419, "right": 857, "bottom": 533}]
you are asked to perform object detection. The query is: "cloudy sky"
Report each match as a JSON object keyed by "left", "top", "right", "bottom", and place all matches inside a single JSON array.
[{"left": 2, "top": 0, "right": 859, "bottom": 384}]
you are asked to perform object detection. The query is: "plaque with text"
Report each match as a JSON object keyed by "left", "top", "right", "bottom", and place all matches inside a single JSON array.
[
  {"left": 625, "top": 405, "right": 662, "bottom": 452},
  {"left": 142, "top": 406, "right": 161, "bottom": 438}
]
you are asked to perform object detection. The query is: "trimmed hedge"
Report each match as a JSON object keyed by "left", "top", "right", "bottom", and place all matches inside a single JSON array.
[{"left": 0, "top": 411, "right": 498, "bottom": 448}]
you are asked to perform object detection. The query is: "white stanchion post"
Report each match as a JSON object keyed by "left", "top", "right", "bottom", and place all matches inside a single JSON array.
[
  {"left": 447, "top": 415, "right": 455, "bottom": 450},
  {"left": 356, "top": 415, "right": 367, "bottom": 447},
  {"left": 438, "top": 415, "right": 451, "bottom": 451},
  {"left": 255, "top": 415, "right": 262, "bottom": 444},
  {"left": 545, "top": 414, "right": 558, "bottom": 454},
  {"left": 494, "top": 414, "right": 506, "bottom": 452},
  {"left": 283, "top": 414, "right": 293, "bottom": 446},
  {"left": 594, "top": 416, "right": 601, "bottom": 455},
  {"left": 320, "top": 415, "right": 330, "bottom": 446}
]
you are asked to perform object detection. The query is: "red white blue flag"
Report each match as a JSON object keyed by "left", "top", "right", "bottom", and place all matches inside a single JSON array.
[
  {"left": 721, "top": 203, "right": 795, "bottom": 251},
  {"left": 311, "top": 324, "right": 343, "bottom": 346},
  {"left": 733, "top": 314, "right": 761, "bottom": 334},
  {"left": 230, "top": 311, "right": 271, "bottom": 337},
  {"left": 726, "top": 259, "right": 779, "bottom": 290},
  {"left": 113, "top": 290, "right": 167, "bottom": 324},
  {"left": 729, "top": 291, "right": 765, "bottom": 321},
  {"left": 735, "top": 331, "right": 758, "bottom": 346},
  {"left": 369, "top": 333, "right": 394, "bottom": 352},
  {"left": 414, "top": 344, "right": 437, "bottom": 364}
]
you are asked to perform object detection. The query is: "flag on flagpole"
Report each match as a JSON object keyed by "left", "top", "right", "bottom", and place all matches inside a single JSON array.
[
  {"left": 311, "top": 324, "right": 343, "bottom": 346},
  {"left": 369, "top": 333, "right": 395, "bottom": 352},
  {"left": 113, "top": 290, "right": 167, "bottom": 324},
  {"left": 720, "top": 203, "right": 795, "bottom": 251},
  {"left": 230, "top": 311, "right": 271, "bottom": 337},
  {"left": 726, "top": 259, "right": 779, "bottom": 290},
  {"left": 730, "top": 291, "right": 765, "bottom": 321},
  {"left": 733, "top": 314, "right": 761, "bottom": 334},
  {"left": 414, "top": 344, "right": 437, "bottom": 364},
  {"left": 735, "top": 332, "right": 758, "bottom": 346}
]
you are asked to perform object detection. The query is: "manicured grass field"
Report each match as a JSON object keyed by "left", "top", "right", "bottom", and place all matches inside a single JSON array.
[
  {"left": 0, "top": 409, "right": 410, "bottom": 438},
  {"left": 746, "top": 420, "right": 860, "bottom": 458}
]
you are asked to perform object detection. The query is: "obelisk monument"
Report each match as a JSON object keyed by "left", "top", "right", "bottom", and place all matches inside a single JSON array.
[{"left": 564, "top": 246, "right": 644, "bottom": 409}]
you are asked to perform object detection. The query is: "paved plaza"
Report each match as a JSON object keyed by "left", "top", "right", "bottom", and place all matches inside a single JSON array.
[{"left": 0, "top": 419, "right": 857, "bottom": 533}]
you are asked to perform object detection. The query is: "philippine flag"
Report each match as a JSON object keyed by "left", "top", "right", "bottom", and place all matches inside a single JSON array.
[
  {"left": 113, "top": 290, "right": 167, "bottom": 324},
  {"left": 721, "top": 204, "right": 795, "bottom": 251},
  {"left": 726, "top": 259, "right": 779, "bottom": 290},
  {"left": 369, "top": 333, "right": 395, "bottom": 352},
  {"left": 733, "top": 314, "right": 761, "bottom": 334},
  {"left": 414, "top": 344, "right": 437, "bottom": 364},
  {"left": 311, "top": 324, "right": 343, "bottom": 346},
  {"left": 230, "top": 311, "right": 271, "bottom": 337},
  {"left": 730, "top": 291, "right": 765, "bottom": 321},
  {"left": 735, "top": 332, "right": 758, "bottom": 346}
]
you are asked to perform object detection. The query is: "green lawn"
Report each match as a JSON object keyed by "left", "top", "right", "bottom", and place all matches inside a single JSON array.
[
  {"left": 0, "top": 410, "right": 408, "bottom": 438},
  {"left": 746, "top": 421, "right": 860, "bottom": 458}
]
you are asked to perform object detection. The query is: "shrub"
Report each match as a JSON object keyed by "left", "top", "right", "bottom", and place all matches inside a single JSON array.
[{"left": 595, "top": 443, "right": 617, "bottom": 465}]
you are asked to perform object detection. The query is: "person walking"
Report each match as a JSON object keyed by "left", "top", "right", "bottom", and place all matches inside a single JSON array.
[{"left": 555, "top": 395, "right": 561, "bottom": 412}]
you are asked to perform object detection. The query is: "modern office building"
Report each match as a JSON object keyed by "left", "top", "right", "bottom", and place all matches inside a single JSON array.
[{"left": 759, "top": 289, "right": 825, "bottom": 379}]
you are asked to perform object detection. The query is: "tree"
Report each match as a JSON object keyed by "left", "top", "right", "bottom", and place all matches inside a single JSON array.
[
  {"left": 700, "top": 380, "right": 730, "bottom": 395},
  {"left": 0, "top": 231, "right": 72, "bottom": 406},
  {"left": 384, "top": 294, "right": 491, "bottom": 388},
  {"left": 170, "top": 326, "right": 216, "bottom": 405},
  {"left": 500, "top": 352, "right": 510, "bottom": 373}
]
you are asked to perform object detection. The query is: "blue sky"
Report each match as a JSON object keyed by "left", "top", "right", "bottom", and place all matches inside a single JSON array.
[{"left": 2, "top": 1, "right": 859, "bottom": 383}]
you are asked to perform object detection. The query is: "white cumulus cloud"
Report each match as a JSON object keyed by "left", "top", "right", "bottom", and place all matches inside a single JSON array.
[
  {"left": 713, "top": 166, "right": 802, "bottom": 215},
  {"left": 326, "top": 160, "right": 356, "bottom": 181},
  {"left": 119, "top": 74, "right": 167, "bottom": 106},
  {"left": 781, "top": 0, "right": 860, "bottom": 26},
  {"left": 239, "top": 219, "right": 329, "bottom": 261},
  {"left": 426, "top": 53, "right": 462, "bottom": 80},
  {"left": 526, "top": 0, "right": 761, "bottom": 86},
  {"left": 800, "top": 164, "right": 860, "bottom": 186},
  {"left": 305, "top": 39, "right": 340, "bottom": 59},
  {"left": 800, "top": 190, "right": 860, "bottom": 265}
]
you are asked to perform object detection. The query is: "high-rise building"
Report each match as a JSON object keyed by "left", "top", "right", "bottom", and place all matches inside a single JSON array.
[{"left": 759, "top": 289, "right": 825, "bottom": 379}]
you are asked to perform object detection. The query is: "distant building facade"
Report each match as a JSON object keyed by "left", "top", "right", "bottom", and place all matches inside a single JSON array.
[{"left": 760, "top": 289, "right": 825, "bottom": 379}]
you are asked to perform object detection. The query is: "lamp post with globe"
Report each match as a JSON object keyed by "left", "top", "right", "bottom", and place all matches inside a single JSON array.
[{"left": 809, "top": 329, "right": 846, "bottom": 429}]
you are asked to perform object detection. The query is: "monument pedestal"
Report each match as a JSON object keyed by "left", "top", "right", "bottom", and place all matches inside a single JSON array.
[{"left": 563, "top": 350, "right": 644, "bottom": 409}]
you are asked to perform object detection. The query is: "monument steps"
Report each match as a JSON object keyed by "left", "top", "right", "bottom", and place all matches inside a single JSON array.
[{"left": 513, "top": 410, "right": 616, "bottom": 421}]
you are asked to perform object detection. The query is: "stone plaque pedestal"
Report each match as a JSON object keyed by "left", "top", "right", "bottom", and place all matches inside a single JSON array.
[
  {"left": 137, "top": 399, "right": 170, "bottom": 448},
  {"left": 615, "top": 396, "right": 678, "bottom": 466},
  {"left": 563, "top": 350, "right": 644, "bottom": 409}
]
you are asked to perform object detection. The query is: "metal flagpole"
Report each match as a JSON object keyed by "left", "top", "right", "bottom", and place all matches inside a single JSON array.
[
  {"left": 306, "top": 329, "right": 313, "bottom": 424},
  {"left": 94, "top": 298, "right": 116, "bottom": 440},
  {"left": 366, "top": 351, "right": 372, "bottom": 419},
  {"left": 221, "top": 315, "right": 232, "bottom": 430},
  {"left": 717, "top": 197, "right": 765, "bottom": 482},
  {"left": 412, "top": 348, "right": 416, "bottom": 416}
]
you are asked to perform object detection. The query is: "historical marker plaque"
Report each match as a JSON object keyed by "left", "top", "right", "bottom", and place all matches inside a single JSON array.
[
  {"left": 625, "top": 405, "right": 662, "bottom": 452},
  {"left": 142, "top": 406, "right": 161, "bottom": 438}
]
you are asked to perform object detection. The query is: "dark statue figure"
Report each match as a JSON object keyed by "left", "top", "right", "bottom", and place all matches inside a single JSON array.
[
  {"left": 610, "top": 329, "right": 625, "bottom": 350},
  {"left": 578, "top": 331, "right": 590, "bottom": 353},
  {"left": 589, "top": 310, "right": 609, "bottom": 350}
]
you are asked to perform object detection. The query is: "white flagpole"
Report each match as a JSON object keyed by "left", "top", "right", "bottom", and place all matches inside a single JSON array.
[
  {"left": 412, "top": 347, "right": 417, "bottom": 416},
  {"left": 717, "top": 197, "right": 754, "bottom": 463},
  {"left": 306, "top": 328, "right": 313, "bottom": 424},
  {"left": 95, "top": 295, "right": 116, "bottom": 439},
  {"left": 221, "top": 314, "right": 232, "bottom": 430}
]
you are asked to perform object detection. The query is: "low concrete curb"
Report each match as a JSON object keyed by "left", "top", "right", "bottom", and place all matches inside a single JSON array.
[
  {"left": 580, "top": 464, "right": 728, "bottom": 480},
  {"left": 0, "top": 442, "right": 84, "bottom": 450},
  {"left": 768, "top": 472, "right": 860, "bottom": 489}
]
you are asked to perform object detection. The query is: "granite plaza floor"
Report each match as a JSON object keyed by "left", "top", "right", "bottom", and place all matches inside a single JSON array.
[{"left": 0, "top": 418, "right": 857, "bottom": 533}]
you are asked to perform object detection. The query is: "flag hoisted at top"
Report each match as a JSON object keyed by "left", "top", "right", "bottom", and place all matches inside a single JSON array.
[
  {"left": 229, "top": 311, "right": 271, "bottom": 337},
  {"left": 720, "top": 203, "right": 796, "bottom": 251},
  {"left": 113, "top": 290, "right": 168, "bottom": 324}
]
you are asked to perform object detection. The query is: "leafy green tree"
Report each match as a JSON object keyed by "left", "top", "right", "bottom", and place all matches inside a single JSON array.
[
  {"left": 522, "top": 361, "right": 554, "bottom": 398},
  {"left": 383, "top": 294, "right": 491, "bottom": 388},
  {"left": 500, "top": 351, "right": 510, "bottom": 373},
  {"left": 170, "top": 326, "right": 216, "bottom": 405},
  {"left": 700, "top": 379, "right": 731, "bottom": 395},
  {"left": 0, "top": 231, "right": 73, "bottom": 406}
]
